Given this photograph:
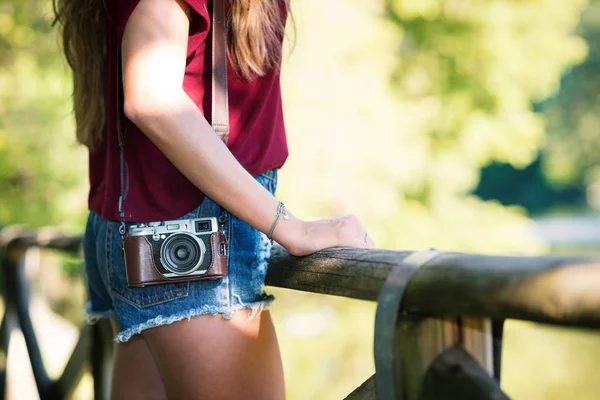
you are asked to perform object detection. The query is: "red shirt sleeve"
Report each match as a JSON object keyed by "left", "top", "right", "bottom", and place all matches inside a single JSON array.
[
  {"left": 115, "top": 0, "right": 210, "bottom": 56},
  {"left": 181, "top": 0, "right": 210, "bottom": 58}
]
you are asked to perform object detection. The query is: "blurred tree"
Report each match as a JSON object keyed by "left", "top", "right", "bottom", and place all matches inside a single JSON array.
[
  {"left": 540, "top": 1, "right": 600, "bottom": 197},
  {"left": 0, "top": 0, "right": 86, "bottom": 229},
  {"left": 276, "top": 3, "right": 593, "bottom": 398},
  {"left": 280, "top": 0, "right": 588, "bottom": 254},
  {"left": 475, "top": 157, "right": 587, "bottom": 215},
  {"left": 277, "top": 2, "right": 592, "bottom": 397},
  {"left": 475, "top": 1, "right": 600, "bottom": 215}
]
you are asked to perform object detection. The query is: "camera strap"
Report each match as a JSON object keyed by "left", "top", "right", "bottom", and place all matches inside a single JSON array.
[{"left": 116, "top": 0, "right": 230, "bottom": 236}]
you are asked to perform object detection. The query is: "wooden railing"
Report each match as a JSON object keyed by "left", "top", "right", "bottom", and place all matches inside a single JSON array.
[
  {"left": 1, "top": 226, "right": 600, "bottom": 399},
  {"left": 0, "top": 227, "right": 112, "bottom": 400}
]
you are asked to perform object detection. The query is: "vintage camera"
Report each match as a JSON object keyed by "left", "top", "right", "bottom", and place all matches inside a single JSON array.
[{"left": 123, "top": 217, "right": 228, "bottom": 287}]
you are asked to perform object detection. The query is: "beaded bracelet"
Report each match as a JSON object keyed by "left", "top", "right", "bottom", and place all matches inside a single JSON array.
[{"left": 267, "top": 201, "right": 289, "bottom": 241}]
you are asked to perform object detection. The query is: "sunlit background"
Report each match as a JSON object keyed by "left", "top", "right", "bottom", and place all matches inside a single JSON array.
[{"left": 2, "top": 0, "right": 600, "bottom": 398}]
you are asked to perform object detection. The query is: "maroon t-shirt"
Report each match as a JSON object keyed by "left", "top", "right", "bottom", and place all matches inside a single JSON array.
[{"left": 89, "top": 0, "right": 288, "bottom": 222}]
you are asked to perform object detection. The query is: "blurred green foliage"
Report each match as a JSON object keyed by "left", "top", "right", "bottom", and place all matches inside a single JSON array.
[
  {"left": 541, "top": 1, "right": 600, "bottom": 191},
  {"left": 475, "top": 157, "right": 588, "bottom": 214},
  {"left": 0, "top": 0, "right": 87, "bottom": 229},
  {"left": 279, "top": 0, "right": 598, "bottom": 398},
  {"left": 2, "top": 0, "right": 600, "bottom": 399},
  {"left": 280, "top": 0, "right": 587, "bottom": 255},
  {"left": 475, "top": 1, "right": 600, "bottom": 215}
]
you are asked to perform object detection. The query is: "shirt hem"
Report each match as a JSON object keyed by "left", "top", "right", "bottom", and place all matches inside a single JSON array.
[{"left": 88, "top": 156, "right": 288, "bottom": 223}]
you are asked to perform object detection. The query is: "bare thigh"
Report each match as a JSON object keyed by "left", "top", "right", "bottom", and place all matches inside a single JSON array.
[
  {"left": 110, "top": 319, "right": 167, "bottom": 400},
  {"left": 143, "top": 310, "right": 285, "bottom": 400}
]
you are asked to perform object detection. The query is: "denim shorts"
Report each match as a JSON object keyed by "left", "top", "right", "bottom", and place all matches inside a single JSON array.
[{"left": 83, "top": 170, "right": 278, "bottom": 342}]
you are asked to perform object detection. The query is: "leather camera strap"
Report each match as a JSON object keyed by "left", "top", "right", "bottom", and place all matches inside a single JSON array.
[
  {"left": 116, "top": 0, "right": 229, "bottom": 235},
  {"left": 211, "top": 0, "right": 230, "bottom": 143}
]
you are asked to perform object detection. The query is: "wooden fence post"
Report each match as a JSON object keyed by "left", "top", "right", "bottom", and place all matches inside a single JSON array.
[
  {"left": 397, "top": 316, "right": 507, "bottom": 399},
  {"left": 396, "top": 315, "right": 459, "bottom": 399},
  {"left": 373, "top": 249, "right": 507, "bottom": 399},
  {"left": 419, "top": 346, "right": 509, "bottom": 400},
  {"left": 461, "top": 317, "right": 494, "bottom": 376}
]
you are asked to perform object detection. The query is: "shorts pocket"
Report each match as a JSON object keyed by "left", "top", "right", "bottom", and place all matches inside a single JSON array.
[{"left": 106, "top": 220, "right": 190, "bottom": 308}]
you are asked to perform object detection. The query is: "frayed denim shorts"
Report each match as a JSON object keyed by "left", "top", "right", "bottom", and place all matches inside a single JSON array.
[{"left": 83, "top": 170, "right": 278, "bottom": 342}]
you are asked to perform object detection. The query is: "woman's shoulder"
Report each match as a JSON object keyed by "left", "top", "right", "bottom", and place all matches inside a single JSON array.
[
  {"left": 107, "top": 0, "right": 211, "bottom": 25},
  {"left": 106, "top": 0, "right": 211, "bottom": 42}
]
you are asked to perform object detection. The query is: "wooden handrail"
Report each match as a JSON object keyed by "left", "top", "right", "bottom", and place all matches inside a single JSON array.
[
  {"left": 2, "top": 228, "right": 600, "bottom": 399},
  {"left": 7, "top": 230, "right": 600, "bottom": 329},
  {"left": 266, "top": 246, "right": 600, "bottom": 328}
]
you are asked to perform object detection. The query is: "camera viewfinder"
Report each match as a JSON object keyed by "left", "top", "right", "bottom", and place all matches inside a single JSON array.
[{"left": 195, "top": 220, "right": 211, "bottom": 232}]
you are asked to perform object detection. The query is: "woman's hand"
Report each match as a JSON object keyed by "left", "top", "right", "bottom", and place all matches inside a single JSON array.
[{"left": 273, "top": 214, "right": 375, "bottom": 257}]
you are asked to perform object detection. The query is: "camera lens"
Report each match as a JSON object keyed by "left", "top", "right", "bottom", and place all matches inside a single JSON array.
[{"left": 160, "top": 233, "right": 205, "bottom": 275}]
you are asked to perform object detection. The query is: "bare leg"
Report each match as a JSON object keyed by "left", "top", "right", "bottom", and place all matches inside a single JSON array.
[
  {"left": 110, "top": 319, "right": 168, "bottom": 400},
  {"left": 143, "top": 310, "right": 285, "bottom": 400}
]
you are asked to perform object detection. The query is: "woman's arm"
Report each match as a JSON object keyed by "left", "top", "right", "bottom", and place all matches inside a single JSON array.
[{"left": 121, "top": 0, "right": 374, "bottom": 256}]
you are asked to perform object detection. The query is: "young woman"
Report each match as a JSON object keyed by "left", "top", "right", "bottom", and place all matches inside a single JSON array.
[{"left": 54, "top": 0, "right": 374, "bottom": 398}]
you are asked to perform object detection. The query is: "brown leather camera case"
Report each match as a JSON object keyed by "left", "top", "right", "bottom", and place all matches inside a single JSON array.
[{"left": 122, "top": 230, "right": 228, "bottom": 288}]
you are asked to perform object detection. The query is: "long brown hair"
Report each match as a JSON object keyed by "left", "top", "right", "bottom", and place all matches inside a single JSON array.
[{"left": 52, "top": 0, "right": 292, "bottom": 150}]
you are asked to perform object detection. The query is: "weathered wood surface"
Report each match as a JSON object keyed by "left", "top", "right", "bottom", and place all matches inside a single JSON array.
[
  {"left": 419, "top": 346, "right": 510, "bottom": 400},
  {"left": 267, "top": 247, "right": 414, "bottom": 300},
  {"left": 396, "top": 316, "right": 459, "bottom": 400},
  {"left": 0, "top": 228, "right": 82, "bottom": 256},
  {"left": 374, "top": 251, "right": 438, "bottom": 399},
  {"left": 461, "top": 318, "right": 493, "bottom": 376},
  {"left": 395, "top": 316, "right": 497, "bottom": 400},
  {"left": 267, "top": 247, "right": 600, "bottom": 328},
  {"left": 345, "top": 374, "right": 377, "bottom": 400}
]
